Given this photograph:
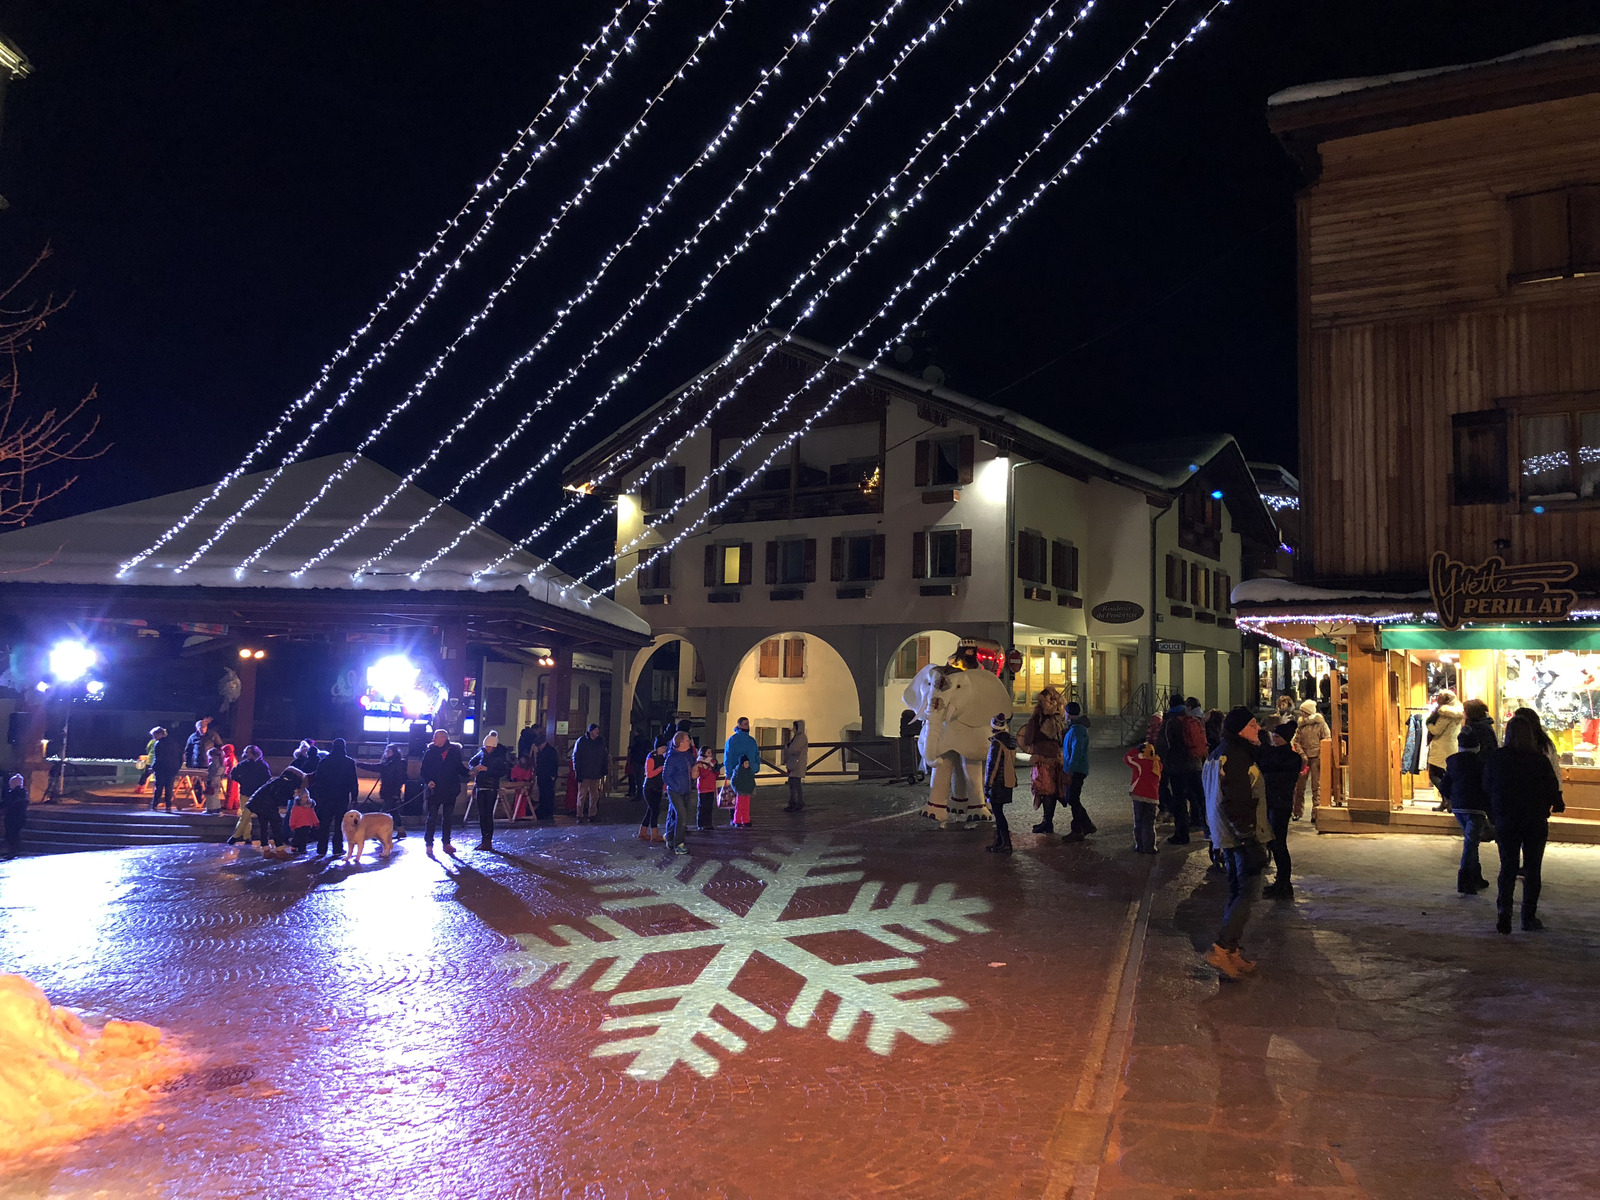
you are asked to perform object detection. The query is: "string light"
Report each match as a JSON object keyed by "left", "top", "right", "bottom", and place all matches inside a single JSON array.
[
  {"left": 117, "top": 0, "right": 654, "bottom": 575},
  {"left": 220, "top": 0, "right": 789, "bottom": 577},
  {"left": 291, "top": 0, "right": 912, "bottom": 578},
  {"left": 591, "top": 1, "right": 1229, "bottom": 600},
  {"left": 357, "top": 0, "right": 1003, "bottom": 582},
  {"left": 209, "top": 0, "right": 746, "bottom": 576},
  {"left": 406, "top": 0, "right": 1092, "bottom": 583}
]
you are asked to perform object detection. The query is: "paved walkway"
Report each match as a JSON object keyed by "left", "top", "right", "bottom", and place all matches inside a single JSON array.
[{"left": 1, "top": 751, "right": 1596, "bottom": 1199}]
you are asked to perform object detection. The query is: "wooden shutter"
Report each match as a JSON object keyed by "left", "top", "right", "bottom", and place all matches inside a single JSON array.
[
  {"left": 671, "top": 464, "right": 686, "bottom": 501},
  {"left": 765, "top": 541, "right": 779, "bottom": 585},
  {"left": 831, "top": 537, "right": 845, "bottom": 582},
  {"left": 1571, "top": 185, "right": 1600, "bottom": 271},
  {"left": 738, "top": 542, "right": 753, "bottom": 585},
  {"left": 1164, "top": 554, "right": 1178, "bottom": 600},
  {"left": 956, "top": 528, "right": 973, "bottom": 576},
  {"left": 783, "top": 637, "right": 806, "bottom": 679},
  {"left": 870, "top": 534, "right": 886, "bottom": 580},
  {"left": 1018, "top": 533, "right": 1031, "bottom": 581},
  {"left": 957, "top": 435, "right": 975, "bottom": 485},
  {"left": 1190, "top": 563, "right": 1201, "bottom": 606},
  {"left": 704, "top": 544, "right": 717, "bottom": 587},
  {"left": 914, "top": 440, "right": 931, "bottom": 487},
  {"left": 1050, "top": 540, "right": 1065, "bottom": 588},
  {"left": 803, "top": 538, "right": 817, "bottom": 583},
  {"left": 916, "top": 636, "right": 931, "bottom": 670},
  {"left": 655, "top": 550, "right": 673, "bottom": 590},
  {"left": 912, "top": 532, "right": 926, "bottom": 578},
  {"left": 1068, "top": 544, "right": 1079, "bottom": 592},
  {"left": 1509, "top": 190, "right": 1571, "bottom": 281},
  {"left": 1215, "top": 572, "right": 1229, "bottom": 612},
  {"left": 758, "top": 639, "right": 780, "bottom": 678}
]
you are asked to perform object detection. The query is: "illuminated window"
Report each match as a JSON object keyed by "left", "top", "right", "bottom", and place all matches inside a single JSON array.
[{"left": 1520, "top": 408, "right": 1600, "bottom": 502}]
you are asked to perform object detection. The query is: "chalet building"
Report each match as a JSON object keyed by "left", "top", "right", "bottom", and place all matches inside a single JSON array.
[
  {"left": 1238, "top": 37, "right": 1600, "bottom": 841},
  {"left": 563, "top": 331, "right": 1281, "bottom": 759},
  {"left": 0, "top": 456, "right": 649, "bottom": 784}
]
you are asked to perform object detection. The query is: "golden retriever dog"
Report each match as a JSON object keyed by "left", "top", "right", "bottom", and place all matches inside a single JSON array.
[{"left": 341, "top": 810, "right": 394, "bottom": 863}]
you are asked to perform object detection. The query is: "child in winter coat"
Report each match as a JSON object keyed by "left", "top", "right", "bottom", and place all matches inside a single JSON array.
[
  {"left": 509, "top": 755, "right": 535, "bottom": 821},
  {"left": 1123, "top": 737, "right": 1162, "bottom": 854},
  {"left": 640, "top": 739, "right": 666, "bottom": 843},
  {"left": 287, "top": 788, "right": 321, "bottom": 851},
  {"left": 730, "top": 756, "right": 757, "bottom": 828},
  {"left": 1439, "top": 723, "right": 1491, "bottom": 895},
  {"left": 694, "top": 747, "right": 719, "bottom": 831},
  {"left": 984, "top": 714, "right": 1017, "bottom": 854}
]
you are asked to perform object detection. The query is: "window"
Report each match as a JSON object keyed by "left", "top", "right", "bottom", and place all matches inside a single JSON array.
[
  {"left": 642, "top": 464, "right": 686, "bottom": 514},
  {"left": 829, "top": 534, "right": 885, "bottom": 582},
  {"left": 638, "top": 549, "right": 673, "bottom": 591},
  {"left": 1508, "top": 185, "right": 1600, "bottom": 284},
  {"left": 704, "top": 541, "right": 753, "bottom": 587},
  {"left": 914, "top": 435, "right": 974, "bottom": 487},
  {"left": 1165, "top": 554, "right": 1187, "bottom": 602},
  {"left": 757, "top": 636, "right": 806, "bottom": 680},
  {"left": 1011, "top": 644, "right": 1072, "bottom": 705},
  {"left": 913, "top": 527, "right": 971, "bottom": 578},
  {"left": 766, "top": 538, "right": 816, "bottom": 585},
  {"left": 1178, "top": 487, "right": 1223, "bottom": 559},
  {"left": 1519, "top": 406, "right": 1600, "bottom": 502},
  {"left": 484, "top": 687, "right": 507, "bottom": 728},
  {"left": 1051, "top": 539, "right": 1079, "bottom": 593},
  {"left": 1017, "top": 530, "right": 1047, "bottom": 583},
  {"left": 894, "top": 636, "right": 932, "bottom": 679},
  {"left": 1451, "top": 411, "right": 1510, "bottom": 504}
]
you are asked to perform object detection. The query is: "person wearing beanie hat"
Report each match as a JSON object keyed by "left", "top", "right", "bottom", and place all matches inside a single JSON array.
[
  {"left": 1203, "top": 706, "right": 1269, "bottom": 979},
  {"left": 1059, "top": 701, "right": 1097, "bottom": 843},
  {"left": 469, "top": 729, "right": 512, "bottom": 852},
  {"left": 1255, "top": 720, "right": 1304, "bottom": 899},
  {"left": 984, "top": 714, "right": 1017, "bottom": 854},
  {"left": 1438, "top": 722, "right": 1491, "bottom": 894},
  {"left": 1292, "top": 698, "right": 1331, "bottom": 820}
]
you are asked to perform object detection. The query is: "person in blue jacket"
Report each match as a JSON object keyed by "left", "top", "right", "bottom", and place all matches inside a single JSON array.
[
  {"left": 661, "top": 731, "right": 698, "bottom": 855},
  {"left": 1060, "top": 702, "right": 1097, "bottom": 842},
  {"left": 723, "top": 717, "right": 761, "bottom": 797}
]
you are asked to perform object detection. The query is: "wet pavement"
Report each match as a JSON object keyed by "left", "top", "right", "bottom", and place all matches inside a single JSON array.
[{"left": 2, "top": 751, "right": 1598, "bottom": 1199}]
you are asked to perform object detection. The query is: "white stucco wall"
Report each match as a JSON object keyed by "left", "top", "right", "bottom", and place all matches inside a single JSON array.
[{"left": 726, "top": 631, "right": 862, "bottom": 750}]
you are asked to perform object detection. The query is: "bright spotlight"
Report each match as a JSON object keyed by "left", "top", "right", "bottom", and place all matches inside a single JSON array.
[
  {"left": 34, "top": 681, "right": 48, "bottom": 693},
  {"left": 239, "top": 648, "right": 253, "bottom": 659},
  {"left": 253, "top": 649, "right": 266, "bottom": 659},
  {"left": 85, "top": 680, "right": 105, "bottom": 696},
  {"left": 366, "top": 654, "right": 419, "bottom": 701},
  {"left": 48, "top": 640, "right": 96, "bottom": 684}
]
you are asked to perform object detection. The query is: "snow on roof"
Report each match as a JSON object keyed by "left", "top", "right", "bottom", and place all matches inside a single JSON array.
[
  {"left": 1231, "top": 578, "right": 1429, "bottom": 607},
  {"left": 1268, "top": 36, "right": 1600, "bottom": 108},
  {"left": 0, "top": 455, "right": 650, "bottom": 636}
]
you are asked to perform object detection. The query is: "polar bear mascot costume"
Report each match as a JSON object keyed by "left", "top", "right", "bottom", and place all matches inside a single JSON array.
[{"left": 902, "top": 652, "right": 1012, "bottom": 827}]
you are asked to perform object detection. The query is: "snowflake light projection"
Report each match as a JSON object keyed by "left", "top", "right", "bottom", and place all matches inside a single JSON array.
[{"left": 493, "top": 835, "right": 990, "bottom": 1080}]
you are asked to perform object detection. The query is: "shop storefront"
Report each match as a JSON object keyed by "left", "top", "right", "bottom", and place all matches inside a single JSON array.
[{"left": 1235, "top": 561, "right": 1600, "bottom": 844}]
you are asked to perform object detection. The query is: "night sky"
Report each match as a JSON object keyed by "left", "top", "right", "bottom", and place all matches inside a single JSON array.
[{"left": 1, "top": 1, "right": 1595, "bottom": 577}]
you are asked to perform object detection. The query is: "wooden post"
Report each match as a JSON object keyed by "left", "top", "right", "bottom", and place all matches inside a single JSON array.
[
  {"left": 233, "top": 656, "right": 258, "bottom": 748},
  {"left": 544, "top": 644, "right": 574, "bottom": 757},
  {"left": 1344, "top": 628, "right": 1391, "bottom": 812}
]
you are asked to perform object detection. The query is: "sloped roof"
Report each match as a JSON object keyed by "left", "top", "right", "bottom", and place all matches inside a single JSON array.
[{"left": 0, "top": 455, "right": 649, "bottom": 637}]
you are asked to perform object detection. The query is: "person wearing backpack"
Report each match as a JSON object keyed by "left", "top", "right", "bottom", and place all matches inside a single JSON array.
[
  {"left": 1203, "top": 707, "right": 1270, "bottom": 979},
  {"left": 984, "top": 714, "right": 1017, "bottom": 855},
  {"left": 1158, "top": 697, "right": 1206, "bottom": 845}
]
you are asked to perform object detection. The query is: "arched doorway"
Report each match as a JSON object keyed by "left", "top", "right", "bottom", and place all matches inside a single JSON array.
[
  {"left": 880, "top": 630, "right": 963, "bottom": 734},
  {"left": 622, "top": 635, "right": 708, "bottom": 749},
  {"left": 726, "top": 632, "right": 861, "bottom": 766}
]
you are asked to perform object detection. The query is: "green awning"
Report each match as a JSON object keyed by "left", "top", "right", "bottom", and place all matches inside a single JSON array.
[{"left": 1379, "top": 624, "right": 1600, "bottom": 650}]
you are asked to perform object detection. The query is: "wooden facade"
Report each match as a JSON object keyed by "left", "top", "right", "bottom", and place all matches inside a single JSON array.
[{"left": 1281, "top": 73, "right": 1600, "bottom": 585}]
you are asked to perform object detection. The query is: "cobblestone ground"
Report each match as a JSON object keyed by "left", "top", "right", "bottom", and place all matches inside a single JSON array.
[{"left": 2, "top": 751, "right": 1598, "bottom": 1199}]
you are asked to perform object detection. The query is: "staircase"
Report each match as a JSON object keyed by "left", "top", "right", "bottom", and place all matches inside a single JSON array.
[{"left": 14, "top": 804, "right": 237, "bottom": 856}]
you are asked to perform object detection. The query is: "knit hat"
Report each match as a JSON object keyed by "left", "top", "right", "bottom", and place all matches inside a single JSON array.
[
  {"left": 1299, "top": 699, "right": 1318, "bottom": 716},
  {"left": 1455, "top": 723, "right": 1479, "bottom": 751},
  {"left": 991, "top": 713, "right": 1009, "bottom": 732},
  {"left": 1274, "top": 721, "right": 1297, "bottom": 744},
  {"left": 1223, "top": 706, "right": 1256, "bottom": 737}
]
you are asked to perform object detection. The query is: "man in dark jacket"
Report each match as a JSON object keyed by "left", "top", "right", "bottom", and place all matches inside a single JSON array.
[
  {"left": 3, "top": 773, "right": 28, "bottom": 859},
  {"left": 184, "top": 717, "right": 222, "bottom": 769},
  {"left": 534, "top": 733, "right": 559, "bottom": 822},
  {"left": 150, "top": 726, "right": 185, "bottom": 812},
  {"left": 420, "top": 728, "right": 469, "bottom": 853},
  {"left": 1438, "top": 724, "right": 1491, "bottom": 895},
  {"left": 468, "top": 730, "right": 512, "bottom": 851},
  {"left": 1462, "top": 700, "right": 1498, "bottom": 756},
  {"left": 1204, "top": 708, "right": 1268, "bottom": 979},
  {"left": 517, "top": 723, "right": 539, "bottom": 762},
  {"left": 1255, "top": 722, "right": 1302, "bottom": 899},
  {"left": 309, "top": 737, "right": 360, "bottom": 858},
  {"left": 357, "top": 745, "right": 409, "bottom": 836},
  {"left": 1157, "top": 698, "right": 1205, "bottom": 845},
  {"left": 227, "top": 745, "right": 271, "bottom": 845},
  {"left": 571, "top": 724, "right": 609, "bottom": 823}
]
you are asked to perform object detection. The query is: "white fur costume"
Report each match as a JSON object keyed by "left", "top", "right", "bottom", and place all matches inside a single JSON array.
[{"left": 901, "top": 663, "right": 1011, "bottom": 826}]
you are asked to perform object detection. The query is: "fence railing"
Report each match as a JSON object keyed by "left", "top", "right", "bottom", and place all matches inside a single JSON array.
[{"left": 610, "top": 738, "right": 923, "bottom": 785}]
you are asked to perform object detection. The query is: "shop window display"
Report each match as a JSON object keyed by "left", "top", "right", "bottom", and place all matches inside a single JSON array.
[{"left": 1499, "top": 650, "right": 1600, "bottom": 766}]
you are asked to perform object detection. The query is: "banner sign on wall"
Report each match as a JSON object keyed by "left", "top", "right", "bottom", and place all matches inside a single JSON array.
[{"left": 1428, "top": 552, "right": 1578, "bottom": 630}]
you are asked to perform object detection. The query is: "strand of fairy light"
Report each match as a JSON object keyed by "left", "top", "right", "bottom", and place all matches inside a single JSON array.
[
  {"left": 333, "top": 0, "right": 974, "bottom": 582},
  {"left": 284, "top": 0, "right": 887, "bottom": 578},
  {"left": 499, "top": 0, "right": 1096, "bottom": 577},
  {"left": 583, "top": 0, "right": 1231, "bottom": 601},
  {"left": 379, "top": 0, "right": 1081, "bottom": 583},
  {"left": 202, "top": 0, "right": 743, "bottom": 577},
  {"left": 117, "top": 0, "right": 650, "bottom": 576}
]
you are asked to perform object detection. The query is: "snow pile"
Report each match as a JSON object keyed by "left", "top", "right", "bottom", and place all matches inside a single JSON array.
[{"left": 0, "top": 974, "right": 186, "bottom": 1158}]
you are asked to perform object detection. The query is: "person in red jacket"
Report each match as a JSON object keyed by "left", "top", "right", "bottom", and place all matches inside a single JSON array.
[{"left": 1124, "top": 727, "right": 1162, "bottom": 855}]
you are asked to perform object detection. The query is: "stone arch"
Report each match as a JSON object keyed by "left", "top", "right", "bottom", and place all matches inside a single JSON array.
[
  {"left": 619, "top": 633, "right": 709, "bottom": 749},
  {"left": 724, "top": 631, "right": 863, "bottom": 756}
]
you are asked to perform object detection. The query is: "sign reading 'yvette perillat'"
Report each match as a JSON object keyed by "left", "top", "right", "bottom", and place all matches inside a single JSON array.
[{"left": 1428, "top": 552, "right": 1579, "bottom": 630}]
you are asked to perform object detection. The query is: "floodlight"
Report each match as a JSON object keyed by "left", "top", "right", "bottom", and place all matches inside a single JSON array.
[
  {"left": 239, "top": 648, "right": 253, "bottom": 659},
  {"left": 48, "top": 640, "right": 96, "bottom": 684},
  {"left": 85, "top": 680, "right": 105, "bottom": 696},
  {"left": 366, "top": 654, "right": 419, "bottom": 700}
]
